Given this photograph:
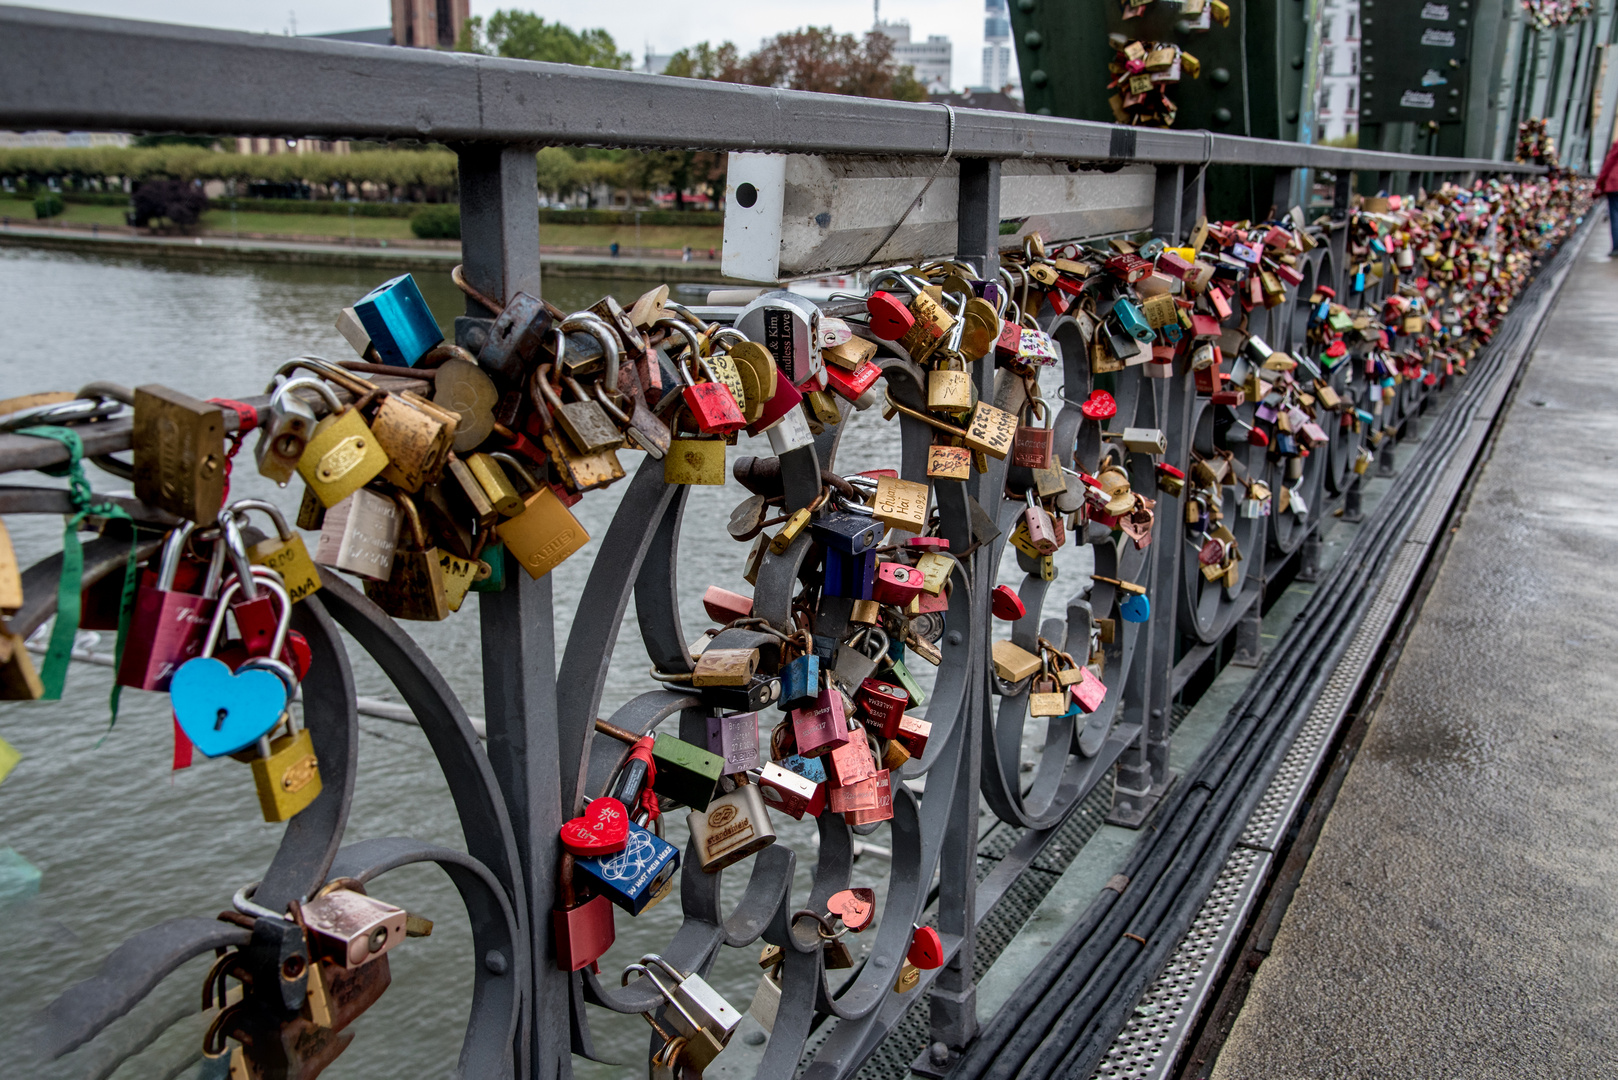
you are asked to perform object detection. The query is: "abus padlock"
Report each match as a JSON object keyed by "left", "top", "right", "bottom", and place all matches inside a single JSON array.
[
  {"left": 688, "top": 777, "right": 776, "bottom": 872},
  {"left": 826, "top": 729, "right": 878, "bottom": 789},
  {"left": 255, "top": 377, "right": 341, "bottom": 487},
  {"left": 231, "top": 499, "right": 321, "bottom": 603},
  {"left": 315, "top": 487, "right": 401, "bottom": 582},
  {"left": 575, "top": 816, "right": 680, "bottom": 915},
  {"left": 928, "top": 356, "right": 975, "bottom": 417},
  {"left": 486, "top": 452, "right": 590, "bottom": 580},
  {"left": 116, "top": 522, "right": 215, "bottom": 692},
  {"left": 352, "top": 273, "right": 442, "bottom": 367},
  {"left": 169, "top": 574, "right": 296, "bottom": 758},
  {"left": 706, "top": 711, "right": 761, "bottom": 773}
]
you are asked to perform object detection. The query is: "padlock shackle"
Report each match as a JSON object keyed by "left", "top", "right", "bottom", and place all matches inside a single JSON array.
[
  {"left": 652, "top": 317, "right": 705, "bottom": 373},
  {"left": 392, "top": 492, "right": 428, "bottom": 552},
  {"left": 227, "top": 498, "right": 294, "bottom": 542},
  {"left": 269, "top": 375, "right": 343, "bottom": 417},
  {"left": 218, "top": 511, "right": 259, "bottom": 601},
  {"left": 621, "top": 963, "right": 704, "bottom": 1035},
  {"left": 487, "top": 449, "right": 543, "bottom": 495},
  {"left": 557, "top": 314, "right": 621, "bottom": 392},
  {"left": 268, "top": 355, "right": 378, "bottom": 401},
  {"left": 205, "top": 569, "right": 294, "bottom": 661},
  {"left": 639, "top": 952, "right": 694, "bottom": 985},
  {"left": 231, "top": 881, "right": 286, "bottom": 921},
  {"left": 155, "top": 521, "right": 198, "bottom": 591}
]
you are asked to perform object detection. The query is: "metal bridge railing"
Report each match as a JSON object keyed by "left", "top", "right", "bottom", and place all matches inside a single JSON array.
[{"left": 0, "top": 5, "right": 1563, "bottom": 1080}]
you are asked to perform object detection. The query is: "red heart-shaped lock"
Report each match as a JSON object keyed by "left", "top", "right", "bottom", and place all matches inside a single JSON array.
[
  {"left": 559, "top": 797, "right": 629, "bottom": 858},
  {"left": 1247, "top": 426, "right": 1270, "bottom": 448},
  {"left": 991, "top": 584, "right": 1026, "bottom": 622},
  {"left": 867, "top": 292, "right": 916, "bottom": 341},
  {"left": 908, "top": 925, "right": 944, "bottom": 970},
  {"left": 1081, "top": 390, "right": 1117, "bottom": 420},
  {"left": 828, "top": 887, "right": 877, "bottom": 932}
]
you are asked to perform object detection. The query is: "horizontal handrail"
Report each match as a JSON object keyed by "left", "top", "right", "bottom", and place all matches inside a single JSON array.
[{"left": 0, "top": 4, "right": 1544, "bottom": 177}]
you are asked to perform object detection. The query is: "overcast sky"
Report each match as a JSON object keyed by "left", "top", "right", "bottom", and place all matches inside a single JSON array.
[{"left": 29, "top": 0, "right": 996, "bottom": 91}]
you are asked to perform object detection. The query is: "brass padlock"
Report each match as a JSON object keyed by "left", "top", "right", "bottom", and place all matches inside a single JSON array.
[
  {"left": 0, "top": 517, "right": 20, "bottom": 613},
  {"left": 664, "top": 436, "right": 727, "bottom": 486},
  {"left": 927, "top": 357, "right": 975, "bottom": 418},
  {"left": 299, "top": 405, "right": 390, "bottom": 509},
  {"left": 963, "top": 401, "right": 1017, "bottom": 461},
  {"left": 489, "top": 454, "right": 591, "bottom": 581},
  {"left": 533, "top": 365, "right": 623, "bottom": 457},
  {"left": 900, "top": 288, "right": 957, "bottom": 364},
  {"left": 250, "top": 723, "right": 322, "bottom": 822},
  {"left": 363, "top": 494, "right": 449, "bottom": 621},
  {"left": 871, "top": 476, "right": 930, "bottom": 533},
  {"left": 467, "top": 452, "right": 525, "bottom": 516},
  {"left": 372, "top": 389, "right": 459, "bottom": 493},
  {"left": 541, "top": 425, "right": 624, "bottom": 493},
  {"left": 232, "top": 500, "right": 322, "bottom": 603},
  {"left": 132, "top": 384, "right": 226, "bottom": 523}
]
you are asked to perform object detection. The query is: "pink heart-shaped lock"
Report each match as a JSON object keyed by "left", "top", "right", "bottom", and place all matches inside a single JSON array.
[
  {"left": 1081, "top": 390, "right": 1118, "bottom": 420},
  {"left": 559, "top": 797, "right": 629, "bottom": 858},
  {"left": 866, "top": 292, "right": 916, "bottom": 341},
  {"left": 828, "top": 887, "right": 876, "bottom": 932}
]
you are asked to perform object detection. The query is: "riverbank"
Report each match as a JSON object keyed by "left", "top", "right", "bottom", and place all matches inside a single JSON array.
[{"left": 0, "top": 222, "right": 744, "bottom": 283}]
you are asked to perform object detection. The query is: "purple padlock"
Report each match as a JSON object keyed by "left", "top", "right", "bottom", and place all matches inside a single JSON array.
[{"left": 706, "top": 711, "right": 761, "bottom": 774}]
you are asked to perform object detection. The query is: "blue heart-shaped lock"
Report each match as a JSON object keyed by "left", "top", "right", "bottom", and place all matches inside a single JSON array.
[
  {"left": 1120, "top": 593, "right": 1151, "bottom": 623},
  {"left": 170, "top": 657, "right": 288, "bottom": 758}
]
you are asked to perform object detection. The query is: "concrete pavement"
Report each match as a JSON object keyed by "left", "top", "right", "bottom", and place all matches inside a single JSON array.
[{"left": 1210, "top": 243, "right": 1618, "bottom": 1077}]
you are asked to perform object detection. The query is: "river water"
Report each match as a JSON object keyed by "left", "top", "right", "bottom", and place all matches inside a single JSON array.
[{"left": 0, "top": 244, "right": 1086, "bottom": 1079}]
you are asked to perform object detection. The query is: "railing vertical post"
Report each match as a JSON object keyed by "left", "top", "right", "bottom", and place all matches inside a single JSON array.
[
  {"left": 1153, "top": 164, "right": 1185, "bottom": 244},
  {"left": 1269, "top": 166, "right": 1296, "bottom": 218},
  {"left": 459, "top": 144, "right": 568, "bottom": 1080},
  {"left": 924, "top": 155, "right": 1002, "bottom": 1063},
  {"left": 1328, "top": 169, "right": 1352, "bottom": 297}
]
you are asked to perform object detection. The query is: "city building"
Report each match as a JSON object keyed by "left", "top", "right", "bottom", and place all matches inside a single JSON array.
[
  {"left": 872, "top": 4, "right": 953, "bottom": 92},
  {"left": 0, "top": 131, "right": 129, "bottom": 148},
  {"left": 980, "top": 0, "right": 1021, "bottom": 97},
  {"left": 389, "top": 0, "right": 469, "bottom": 49},
  {"left": 642, "top": 49, "right": 675, "bottom": 76},
  {"left": 1316, "top": 0, "right": 1361, "bottom": 143}
]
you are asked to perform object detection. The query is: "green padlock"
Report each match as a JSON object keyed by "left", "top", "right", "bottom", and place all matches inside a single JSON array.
[
  {"left": 595, "top": 718, "right": 724, "bottom": 810},
  {"left": 886, "top": 655, "right": 927, "bottom": 708},
  {"left": 470, "top": 541, "right": 508, "bottom": 593}
]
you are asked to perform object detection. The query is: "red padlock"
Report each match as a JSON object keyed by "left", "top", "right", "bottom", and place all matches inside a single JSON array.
[
  {"left": 678, "top": 355, "right": 746, "bottom": 435},
  {"left": 855, "top": 678, "right": 909, "bottom": 738},
  {"left": 116, "top": 523, "right": 218, "bottom": 692},
  {"left": 991, "top": 584, "right": 1026, "bottom": 621},
  {"left": 553, "top": 853, "right": 615, "bottom": 973},
  {"left": 826, "top": 730, "right": 878, "bottom": 789},
  {"left": 702, "top": 585, "right": 754, "bottom": 623},
  {"left": 1080, "top": 390, "right": 1117, "bottom": 421},
  {"left": 908, "top": 925, "right": 944, "bottom": 969},
  {"left": 825, "top": 359, "right": 882, "bottom": 403},
  {"left": 757, "top": 761, "right": 825, "bottom": 820},
  {"left": 872, "top": 562, "right": 925, "bottom": 606},
  {"left": 866, "top": 292, "right": 916, "bottom": 340},
  {"left": 744, "top": 369, "right": 806, "bottom": 436}
]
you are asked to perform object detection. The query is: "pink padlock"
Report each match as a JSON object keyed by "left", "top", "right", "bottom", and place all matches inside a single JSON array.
[
  {"left": 1071, "top": 667, "right": 1108, "bottom": 713},
  {"left": 872, "top": 562, "right": 925, "bottom": 606},
  {"left": 792, "top": 688, "right": 852, "bottom": 757}
]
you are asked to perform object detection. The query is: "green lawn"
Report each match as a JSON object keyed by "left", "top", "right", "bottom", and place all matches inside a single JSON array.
[{"left": 10, "top": 199, "right": 724, "bottom": 251}]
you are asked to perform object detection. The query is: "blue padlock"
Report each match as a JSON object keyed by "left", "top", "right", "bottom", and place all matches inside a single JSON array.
[
  {"left": 1160, "top": 322, "right": 1183, "bottom": 344},
  {"left": 811, "top": 510, "right": 884, "bottom": 554},
  {"left": 574, "top": 819, "right": 680, "bottom": 915},
  {"left": 1354, "top": 270, "right": 1367, "bottom": 292},
  {"left": 1120, "top": 592, "right": 1151, "bottom": 623},
  {"left": 353, "top": 273, "right": 443, "bottom": 367},
  {"left": 170, "top": 572, "right": 297, "bottom": 758},
  {"left": 1275, "top": 433, "right": 1298, "bottom": 455},
  {"left": 1111, "top": 297, "right": 1155, "bottom": 343},
  {"left": 823, "top": 547, "right": 876, "bottom": 600},
  {"left": 779, "top": 653, "right": 820, "bottom": 712},
  {"left": 779, "top": 752, "right": 827, "bottom": 786}
]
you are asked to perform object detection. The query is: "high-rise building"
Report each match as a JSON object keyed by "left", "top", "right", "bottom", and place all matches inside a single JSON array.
[
  {"left": 981, "top": 0, "right": 1020, "bottom": 96},
  {"left": 873, "top": 4, "right": 953, "bottom": 93},
  {"left": 1316, "top": 0, "right": 1361, "bottom": 142}
]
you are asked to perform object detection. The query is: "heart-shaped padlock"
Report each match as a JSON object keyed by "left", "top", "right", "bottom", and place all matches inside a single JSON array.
[
  {"left": 1081, "top": 390, "right": 1117, "bottom": 420},
  {"left": 1120, "top": 592, "right": 1151, "bottom": 622},
  {"left": 828, "top": 887, "right": 876, "bottom": 932},
  {"left": 908, "top": 926, "right": 944, "bottom": 969},
  {"left": 866, "top": 292, "right": 916, "bottom": 341},
  {"left": 560, "top": 797, "right": 630, "bottom": 858},
  {"left": 991, "top": 584, "right": 1026, "bottom": 622},
  {"left": 170, "top": 658, "right": 291, "bottom": 758}
]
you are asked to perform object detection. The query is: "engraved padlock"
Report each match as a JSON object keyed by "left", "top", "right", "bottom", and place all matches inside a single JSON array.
[
  {"left": 687, "top": 776, "right": 776, "bottom": 872},
  {"left": 116, "top": 521, "right": 217, "bottom": 692},
  {"left": 314, "top": 487, "right": 401, "bottom": 582}
]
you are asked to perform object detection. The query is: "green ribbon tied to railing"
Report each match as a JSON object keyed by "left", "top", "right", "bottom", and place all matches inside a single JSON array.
[{"left": 15, "top": 426, "right": 141, "bottom": 719}]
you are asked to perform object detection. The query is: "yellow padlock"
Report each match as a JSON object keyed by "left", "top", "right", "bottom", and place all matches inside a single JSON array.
[
  {"left": 232, "top": 499, "right": 322, "bottom": 603},
  {"left": 486, "top": 453, "right": 591, "bottom": 580},
  {"left": 664, "top": 437, "right": 727, "bottom": 486},
  {"left": 297, "top": 407, "right": 389, "bottom": 508},
  {"left": 251, "top": 726, "right": 323, "bottom": 822}
]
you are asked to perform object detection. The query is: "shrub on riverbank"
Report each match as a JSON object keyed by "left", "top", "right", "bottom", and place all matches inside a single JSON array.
[
  {"left": 410, "top": 204, "right": 461, "bottom": 239},
  {"left": 32, "top": 192, "right": 62, "bottom": 219}
]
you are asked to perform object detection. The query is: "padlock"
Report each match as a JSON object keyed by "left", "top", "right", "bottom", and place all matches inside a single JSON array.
[
  {"left": 170, "top": 573, "right": 296, "bottom": 758},
  {"left": 314, "top": 487, "right": 400, "bottom": 582},
  {"left": 364, "top": 494, "right": 449, "bottom": 621},
  {"left": 365, "top": 389, "right": 458, "bottom": 494},
  {"left": 1071, "top": 666, "right": 1108, "bottom": 713},
  {"left": 703, "top": 673, "right": 782, "bottom": 714},
  {"left": 593, "top": 380, "right": 671, "bottom": 460},
  {"left": 792, "top": 687, "right": 852, "bottom": 757},
  {"left": 856, "top": 678, "right": 909, "bottom": 737},
  {"left": 688, "top": 777, "right": 776, "bottom": 872},
  {"left": 845, "top": 767, "right": 894, "bottom": 824},
  {"left": 674, "top": 347, "right": 746, "bottom": 436},
  {"left": 826, "top": 725, "right": 880, "bottom": 790},
  {"left": 478, "top": 290, "right": 552, "bottom": 388},
  {"left": 230, "top": 500, "right": 322, "bottom": 603},
  {"left": 833, "top": 627, "right": 889, "bottom": 693},
  {"left": 754, "top": 761, "right": 824, "bottom": 820},
  {"left": 256, "top": 377, "right": 341, "bottom": 487},
  {"left": 900, "top": 286, "right": 958, "bottom": 364},
  {"left": 963, "top": 400, "right": 1018, "bottom": 460},
  {"left": 488, "top": 453, "right": 591, "bottom": 580},
  {"left": 706, "top": 710, "right": 761, "bottom": 774},
  {"left": 116, "top": 522, "right": 217, "bottom": 692},
  {"left": 250, "top": 721, "right": 322, "bottom": 822},
  {"left": 534, "top": 362, "right": 624, "bottom": 458},
  {"left": 1028, "top": 672, "right": 1067, "bottom": 717},
  {"left": 779, "top": 652, "right": 820, "bottom": 712},
  {"left": 352, "top": 273, "right": 442, "bottom": 367},
  {"left": 764, "top": 401, "right": 815, "bottom": 457},
  {"left": 870, "top": 475, "right": 930, "bottom": 533},
  {"left": 693, "top": 647, "right": 760, "bottom": 687},
  {"left": 297, "top": 397, "right": 391, "bottom": 510},
  {"left": 595, "top": 718, "right": 724, "bottom": 810},
  {"left": 750, "top": 968, "right": 783, "bottom": 1033},
  {"left": 216, "top": 517, "right": 290, "bottom": 661},
  {"left": 736, "top": 290, "right": 822, "bottom": 385},
  {"left": 132, "top": 384, "right": 226, "bottom": 523},
  {"left": 575, "top": 814, "right": 681, "bottom": 915},
  {"left": 812, "top": 509, "right": 885, "bottom": 554},
  {"left": 992, "top": 639, "right": 1041, "bottom": 683},
  {"left": 872, "top": 561, "right": 925, "bottom": 606},
  {"left": 928, "top": 356, "right": 975, "bottom": 418},
  {"left": 1012, "top": 397, "right": 1056, "bottom": 469},
  {"left": 664, "top": 433, "right": 728, "bottom": 486},
  {"left": 1023, "top": 491, "right": 1059, "bottom": 555},
  {"left": 553, "top": 853, "right": 615, "bottom": 973}
]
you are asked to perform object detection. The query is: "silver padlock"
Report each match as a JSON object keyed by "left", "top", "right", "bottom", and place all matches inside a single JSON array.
[
  {"left": 314, "top": 487, "right": 400, "bottom": 581},
  {"left": 639, "top": 954, "right": 744, "bottom": 1045},
  {"left": 736, "top": 290, "right": 821, "bottom": 386},
  {"left": 687, "top": 777, "right": 776, "bottom": 872},
  {"left": 765, "top": 404, "right": 815, "bottom": 455},
  {"left": 749, "top": 970, "right": 782, "bottom": 1033},
  {"left": 832, "top": 626, "right": 889, "bottom": 693},
  {"left": 255, "top": 376, "right": 342, "bottom": 487},
  {"left": 626, "top": 963, "right": 726, "bottom": 1076}
]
